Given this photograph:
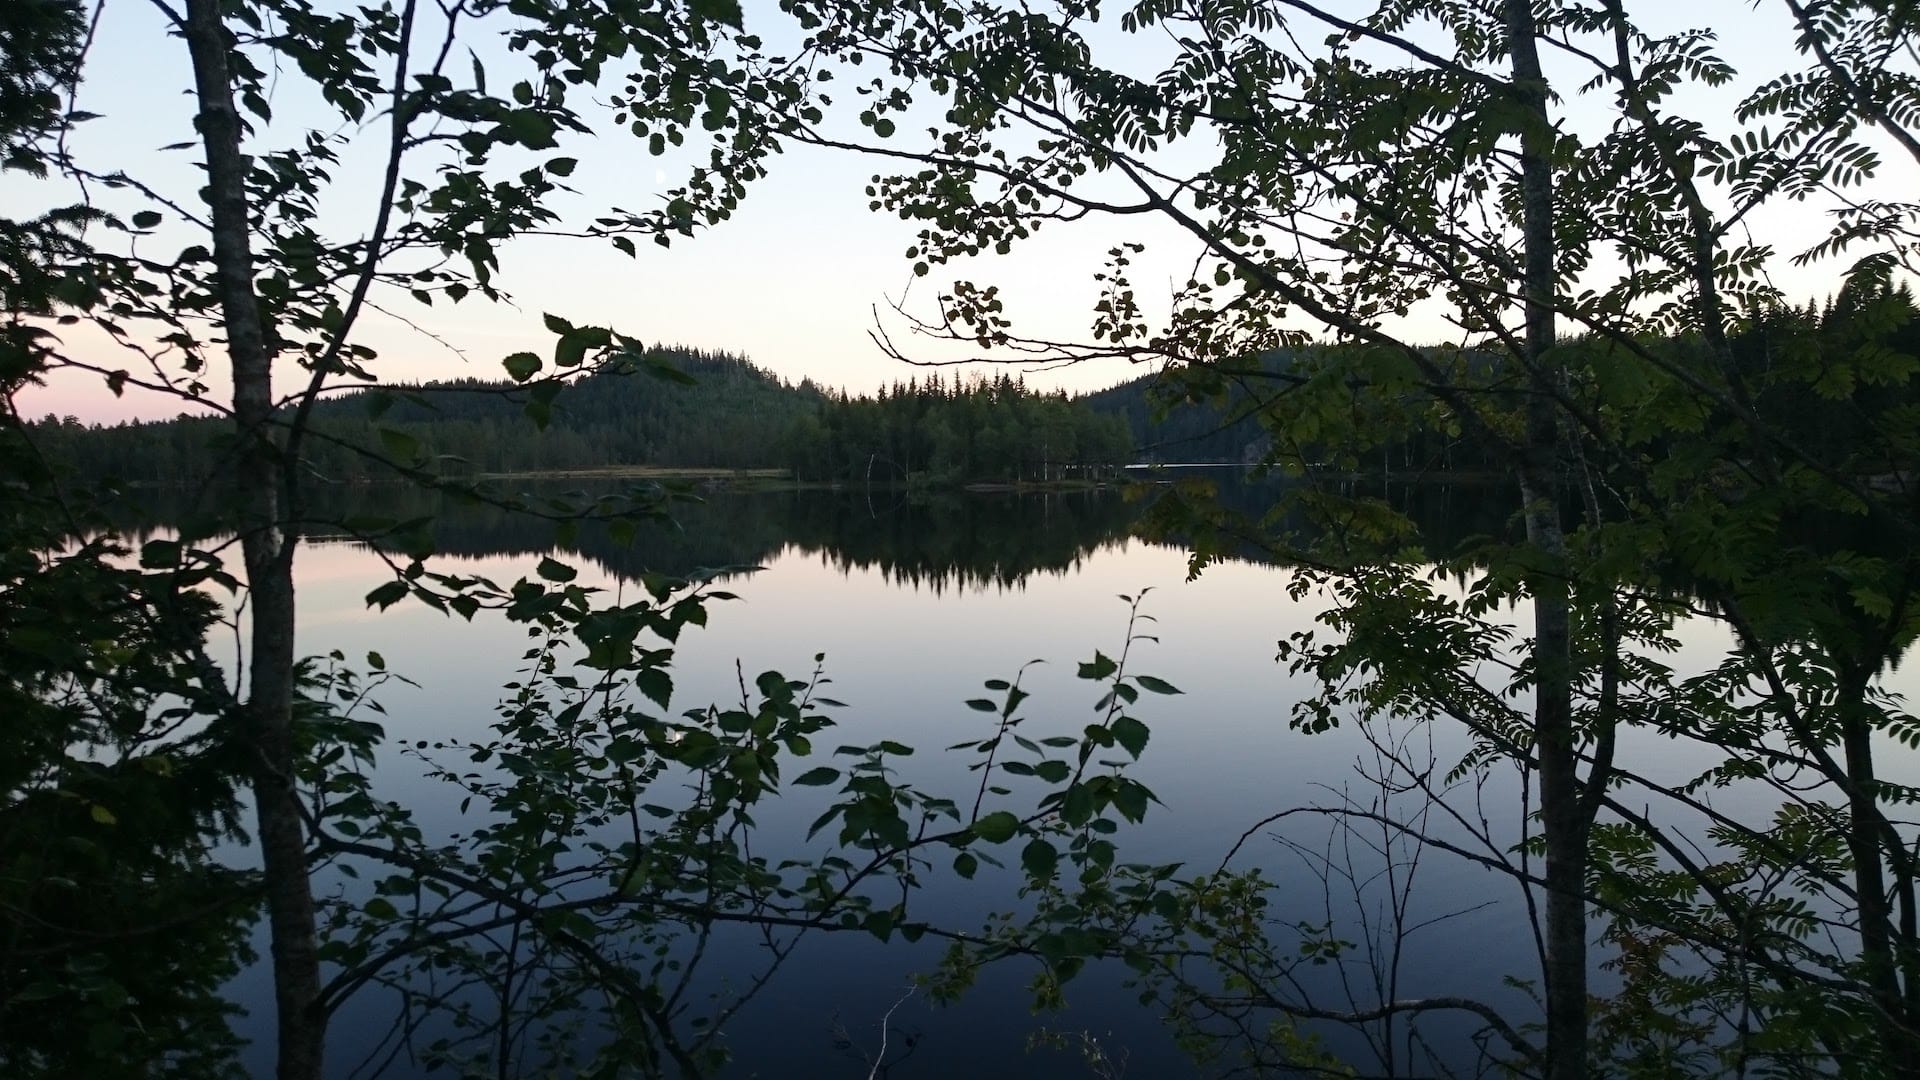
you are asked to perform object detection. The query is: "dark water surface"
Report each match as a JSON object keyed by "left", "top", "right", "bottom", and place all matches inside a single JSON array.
[{"left": 153, "top": 477, "right": 1745, "bottom": 1078}]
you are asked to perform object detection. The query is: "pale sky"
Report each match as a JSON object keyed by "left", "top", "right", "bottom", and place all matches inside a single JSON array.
[{"left": 15, "top": 0, "right": 1903, "bottom": 424}]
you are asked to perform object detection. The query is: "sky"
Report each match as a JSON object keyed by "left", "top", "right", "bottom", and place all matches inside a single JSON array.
[{"left": 14, "top": 0, "right": 1905, "bottom": 425}]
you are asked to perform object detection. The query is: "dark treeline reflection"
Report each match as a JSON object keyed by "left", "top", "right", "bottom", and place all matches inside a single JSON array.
[
  {"left": 106, "top": 470, "right": 1526, "bottom": 591},
  {"left": 764, "top": 489, "right": 1142, "bottom": 592},
  {"left": 111, "top": 482, "right": 1147, "bottom": 592}
]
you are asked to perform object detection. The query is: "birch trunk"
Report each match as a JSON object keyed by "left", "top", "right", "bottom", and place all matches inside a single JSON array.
[{"left": 182, "top": 2, "right": 324, "bottom": 1077}]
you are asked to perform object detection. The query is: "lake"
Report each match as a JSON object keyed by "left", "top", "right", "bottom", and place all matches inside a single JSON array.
[{"left": 131, "top": 475, "right": 1858, "bottom": 1078}]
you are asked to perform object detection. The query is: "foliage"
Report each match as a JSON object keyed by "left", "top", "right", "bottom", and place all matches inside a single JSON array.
[
  {"left": 292, "top": 577, "right": 1179, "bottom": 1076},
  {"left": 0, "top": 426, "right": 256, "bottom": 1078},
  {"left": 752, "top": 0, "right": 1920, "bottom": 1076},
  {"left": 3, "top": 0, "right": 863, "bottom": 1074},
  {"left": 2, "top": 3, "right": 257, "bottom": 1074}
]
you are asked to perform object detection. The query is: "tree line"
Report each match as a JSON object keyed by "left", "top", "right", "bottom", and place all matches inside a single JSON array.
[
  {"left": 1092, "top": 282, "right": 1920, "bottom": 478},
  {"left": 27, "top": 351, "right": 1135, "bottom": 486},
  {"left": 37, "top": 294, "right": 1913, "bottom": 490},
  {"left": 783, "top": 370, "right": 1134, "bottom": 483}
]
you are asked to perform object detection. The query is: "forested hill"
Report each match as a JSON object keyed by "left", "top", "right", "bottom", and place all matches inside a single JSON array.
[
  {"left": 30, "top": 346, "right": 1136, "bottom": 486},
  {"left": 48, "top": 300, "right": 1903, "bottom": 487},
  {"left": 1081, "top": 371, "right": 1266, "bottom": 464},
  {"left": 1079, "top": 353, "right": 1302, "bottom": 464}
]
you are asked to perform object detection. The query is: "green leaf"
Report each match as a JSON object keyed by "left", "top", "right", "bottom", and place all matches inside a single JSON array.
[
  {"left": 89, "top": 804, "right": 117, "bottom": 826},
  {"left": 130, "top": 210, "right": 162, "bottom": 230},
  {"left": 140, "top": 538, "right": 181, "bottom": 568},
  {"left": 1077, "top": 651, "right": 1118, "bottom": 681},
  {"left": 363, "top": 897, "right": 399, "bottom": 920},
  {"left": 973, "top": 810, "right": 1019, "bottom": 844},
  {"left": 366, "top": 580, "right": 409, "bottom": 610},
  {"left": 378, "top": 427, "right": 419, "bottom": 460},
  {"left": 807, "top": 806, "right": 842, "bottom": 839},
  {"left": 547, "top": 157, "right": 578, "bottom": 176},
  {"left": 644, "top": 354, "right": 699, "bottom": 385},
  {"left": 1135, "top": 674, "right": 1182, "bottom": 695},
  {"left": 536, "top": 556, "right": 576, "bottom": 582},
  {"left": 1021, "top": 837, "right": 1058, "bottom": 878},
  {"left": 556, "top": 326, "right": 610, "bottom": 368},
  {"left": 503, "top": 109, "right": 557, "bottom": 149},
  {"left": 792, "top": 766, "right": 839, "bottom": 786},
  {"left": 13, "top": 982, "right": 65, "bottom": 1003},
  {"left": 953, "top": 851, "right": 979, "bottom": 879},
  {"left": 691, "top": 0, "right": 744, "bottom": 28},
  {"left": 1112, "top": 715, "right": 1150, "bottom": 759},
  {"left": 502, "top": 351, "right": 541, "bottom": 382},
  {"left": 636, "top": 668, "right": 672, "bottom": 709},
  {"left": 1062, "top": 783, "right": 1095, "bottom": 827}
]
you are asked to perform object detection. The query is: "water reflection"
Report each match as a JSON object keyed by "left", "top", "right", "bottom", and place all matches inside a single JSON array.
[
  {"left": 118, "top": 482, "right": 1148, "bottom": 591},
  {"left": 115, "top": 468, "right": 1523, "bottom": 588},
  {"left": 131, "top": 475, "right": 1547, "bottom": 1078}
]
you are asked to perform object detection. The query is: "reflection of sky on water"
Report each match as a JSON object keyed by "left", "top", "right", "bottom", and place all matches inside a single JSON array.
[
  {"left": 220, "top": 497, "right": 1920, "bottom": 1078},
  {"left": 229, "top": 531, "right": 1532, "bottom": 1077}
]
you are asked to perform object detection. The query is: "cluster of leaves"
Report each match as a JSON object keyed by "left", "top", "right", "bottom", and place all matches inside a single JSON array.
[{"left": 270, "top": 566, "right": 1187, "bottom": 1077}]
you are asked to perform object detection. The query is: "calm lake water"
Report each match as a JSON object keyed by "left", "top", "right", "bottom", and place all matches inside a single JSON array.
[{"left": 129, "top": 475, "right": 1873, "bottom": 1078}]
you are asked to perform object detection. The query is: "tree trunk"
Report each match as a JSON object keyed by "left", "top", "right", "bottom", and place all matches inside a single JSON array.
[
  {"left": 1836, "top": 666, "right": 1920, "bottom": 1079},
  {"left": 181, "top": 3, "right": 324, "bottom": 1078},
  {"left": 1502, "top": 3, "right": 1588, "bottom": 1078}
]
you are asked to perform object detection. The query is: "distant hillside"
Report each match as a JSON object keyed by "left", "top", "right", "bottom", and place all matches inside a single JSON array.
[
  {"left": 30, "top": 346, "right": 1135, "bottom": 487},
  {"left": 29, "top": 347, "right": 821, "bottom": 485},
  {"left": 315, "top": 347, "right": 823, "bottom": 478}
]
